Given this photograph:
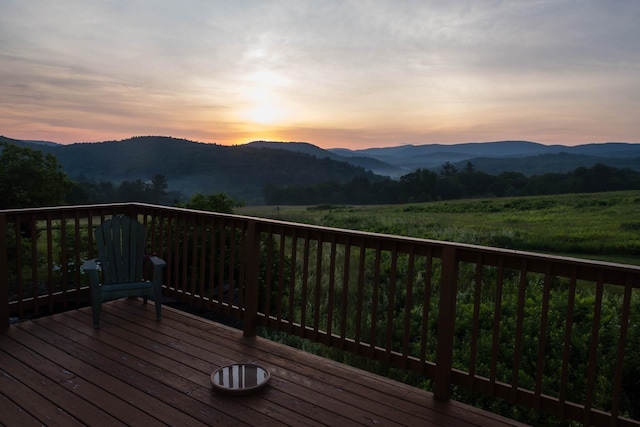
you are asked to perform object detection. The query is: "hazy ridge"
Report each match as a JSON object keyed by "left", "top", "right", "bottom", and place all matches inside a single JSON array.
[{"left": 2, "top": 135, "right": 639, "bottom": 204}]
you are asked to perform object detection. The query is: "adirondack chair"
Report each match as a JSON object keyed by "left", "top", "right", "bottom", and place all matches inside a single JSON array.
[{"left": 82, "top": 215, "right": 165, "bottom": 328}]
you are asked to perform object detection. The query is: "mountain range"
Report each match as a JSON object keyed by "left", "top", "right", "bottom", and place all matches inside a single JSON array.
[
  {"left": 248, "top": 139, "right": 640, "bottom": 177},
  {"left": 2, "top": 135, "right": 639, "bottom": 204}
]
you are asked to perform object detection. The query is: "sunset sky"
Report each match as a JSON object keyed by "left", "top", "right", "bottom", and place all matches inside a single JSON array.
[{"left": 1, "top": 1, "right": 639, "bottom": 149}]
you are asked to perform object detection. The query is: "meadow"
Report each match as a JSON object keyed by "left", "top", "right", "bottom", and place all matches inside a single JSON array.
[
  {"left": 238, "top": 190, "right": 640, "bottom": 266},
  {"left": 239, "top": 190, "right": 640, "bottom": 425}
]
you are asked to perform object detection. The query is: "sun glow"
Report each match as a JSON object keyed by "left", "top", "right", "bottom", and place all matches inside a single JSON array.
[
  {"left": 238, "top": 70, "right": 291, "bottom": 126},
  {"left": 242, "top": 87, "right": 286, "bottom": 125},
  {"left": 245, "top": 103, "right": 280, "bottom": 125}
]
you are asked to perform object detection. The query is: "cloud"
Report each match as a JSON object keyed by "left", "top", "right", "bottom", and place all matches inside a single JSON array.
[{"left": 1, "top": 0, "right": 639, "bottom": 146}]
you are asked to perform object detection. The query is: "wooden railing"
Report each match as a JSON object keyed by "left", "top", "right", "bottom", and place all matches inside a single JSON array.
[{"left": 2, "top": 203, "right": 639, "bottom": 426}]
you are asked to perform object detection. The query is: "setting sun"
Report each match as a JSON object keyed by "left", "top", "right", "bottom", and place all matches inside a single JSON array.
[
  {"left": 242, "top": 89, "right": 286, "bottom": 125},
  {"left": 244, "top": 103, "right": 279, "bottom": 125},
  {"left": 237, "top": 70, "right": 291, "bottom": 126}
]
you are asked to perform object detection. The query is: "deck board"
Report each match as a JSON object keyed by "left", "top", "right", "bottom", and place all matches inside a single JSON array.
[{"left": 1, "top": 299, "right": 529, "bottom": 426}]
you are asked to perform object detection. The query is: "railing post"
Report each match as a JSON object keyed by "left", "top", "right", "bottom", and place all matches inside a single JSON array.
[
  {"left": 243, "top": 220, "right": 260, "bottom": 337},
  {"left": 0, "top": 214, "right": 9, "bottom": 328},
  {"left": 434, "top": 246, "right": 459, "bottom": 401}
]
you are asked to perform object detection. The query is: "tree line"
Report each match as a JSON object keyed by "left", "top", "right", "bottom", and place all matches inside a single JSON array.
[
  {"left": 263, "top": 161, "right": 640, "bottom": 205},
  {"left": 3, "top": 141, "right": 640, "bottom": 210},
  {"left": 0, "top": 142, "right": 240, "bottom": 213},
  {"left": 7, "top": 135, "right": 377, "bottom": 205}
]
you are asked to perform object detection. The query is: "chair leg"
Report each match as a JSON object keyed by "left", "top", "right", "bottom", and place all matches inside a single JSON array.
[
  {"left": 91, "top": 300, "right": 101, "bottom": 328},
  {"left": 153, "top": 284, "right": 162, "bottom": 321},
  {"left": 90, "top": 284, "right": 101, "bottom": 328}
]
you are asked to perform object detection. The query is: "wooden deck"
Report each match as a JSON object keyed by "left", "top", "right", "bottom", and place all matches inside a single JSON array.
[{"left": 0, "top": 299, "right": 528, "bottom": 426}]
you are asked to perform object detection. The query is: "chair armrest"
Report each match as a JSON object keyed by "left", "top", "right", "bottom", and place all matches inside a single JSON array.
[
  {"left": 148, "top": 256, "right": 166, "bottom": 287},
  {"left": 82, "top": 258, "right": 99, "bottom": 271},
  {"left": 82, "top": 259, "right": 100, "bottom": 286},
  {"left": 148, "top": 256, "right": 166, "bottom": 267}
]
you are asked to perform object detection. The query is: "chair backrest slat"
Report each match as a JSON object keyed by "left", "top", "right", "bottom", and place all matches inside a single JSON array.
[{"left": 95, "top": 215, "right": 146, "bottom": 284}]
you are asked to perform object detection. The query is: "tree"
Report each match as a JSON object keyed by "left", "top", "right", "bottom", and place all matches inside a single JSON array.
[
  {"left": 440, "top": 161, "right": 458, "bottom": 176},
  {"left": 0, "top": 142, "right": 73, "bottom": 208},
  {"left": 149, "top": 174, "right": 168, "bottom": 203},
  {"left": 119, "top": 179, "right": 151, "bottom": 202},
  {"left": 399, "top": 169, "right": 438, "bottom": 202},
  {"left": 182, "top": 192, "right": 243, "bottom": 213},
  {"left": 464, "top": 161, "right": 475, "bottom": 173}
]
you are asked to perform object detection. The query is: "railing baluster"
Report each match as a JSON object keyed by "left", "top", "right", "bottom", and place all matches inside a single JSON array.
[
  {"left": 340, "top": 238, "right": 351, "bottom": 349},
  {"left": 236, "top": 221, "right": 247, "bottom": 312},
  {"left": 216, "top": 220, "right": 226, "bottom": 306},
  {"left": 197, "top": 216, "right": 206, "bottom": 303},
  {"left": 73, "top": 212, "right": 82, "bottom": 306},
  {"left": 326, "top": 236, "right": 337, "bottom": 341},
  {"left": 511, "top": 260, "right": 528, "bottom": 404},
  {"left": 534, "top": 265, "right": 552, "bottom": 409},
  {"left": 469, "top": 253, "right": 483, "bottom": 390},
  {"left": 276, "top": 232, "right": 285, "bottom": 327},
  {"left": 46, "top": 214, "right": 54, "bottom": 312},
  {"left": 385, "top": 243, "right": 398, "bottom": 362},
  {"left": 0, "top": 213, "right": 7, "bottom": 327},
  {"left": 243, "top": 220, "right": 259, "bottom": 336},
  {"left": 489, "top": 257, "right": 505, "bottom": 394},
  {"left": 15, "top": 220, "right": 24, "bottom": 318},
  {"left": 354, "top": 240, "right": 366, "bottom": 351},
  {"left": 583, "top": 270, "right": 604, "bottom": 425},
  {"left": 558, "top": 267, "right": 578, "bottom": 417},
  {"left": 59, "top": 215, "right": 69, "bottom": 310},
  {"left": 419, "top": 247, "right": 433, "bottom": 371},
  {"left": 185, "top": 217, "right": 200, "bottom": 306},
  {"left": 287, "top": 230, "right": 298, "bottom": 334},
  {"left": 312, "top": 236, "right": 323, "bottom": 341},
  {"left": 610, "top": 274, "right": 633, "bottom": 422},
  {"left": 369, "top": 242, "right": 382, "bottom": 358},
  {"left": 180, "top": 215, "right": 189, "bottom": 304},
  {"left": 263, "top": 226, "right": 274, "bottom": 322},
  {"left": 30, "top": 214, "right": 39, "bottom": 316},
  {"left": 156, "top": 214, "right": 164, "bottom": 259},
  {"left": 222, "top": 222, "right": 236, "bottom": 309},
  {"left": 300, "top": 231, "right": 310, "bottom": 333},
  {"left": 207, "top": 218, "right": 217, "bottom": 303},
  {"left": 167, "top": 214, "right": 178, "bottom": 299},
  {"left": 403, "top": 246, "right": 415, "bottom": 367}
]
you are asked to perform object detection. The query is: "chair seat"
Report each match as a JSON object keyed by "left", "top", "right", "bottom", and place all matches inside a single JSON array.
[{"left": 100, "top": 281, "right": 155, "bottom": 292}]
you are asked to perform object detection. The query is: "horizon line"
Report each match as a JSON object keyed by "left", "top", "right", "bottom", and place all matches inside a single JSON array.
[{"left": 3, "top": 134, "right": 639, "bottom": 150}]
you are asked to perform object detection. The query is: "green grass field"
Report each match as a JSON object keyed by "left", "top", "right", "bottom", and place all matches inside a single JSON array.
[{"left": 238, "top": 190, "right": 640, "bottom": 265}]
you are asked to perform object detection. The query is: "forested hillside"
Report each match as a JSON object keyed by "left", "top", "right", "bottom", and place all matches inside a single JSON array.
[
  {"left": 3, "top": 135, "right": 640, "bottom": 205},
  {"left": 264, "top": 163, "right": 640, "bottom": 205},
  {"left": 0, "top": 136, "right": 378, "bottom": 204},
  {"left": 247, "top": 140, "right": 406, "bottom": 176},
  {"left": 450, "top": 152, "right": 640, "bottom": 176},
  {"left": 330, "top": 140, "right": 640, "bottom": 174}
]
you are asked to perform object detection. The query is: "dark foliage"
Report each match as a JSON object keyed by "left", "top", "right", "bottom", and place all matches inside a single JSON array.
[
  {"left": 4, "top": 136, "right": 640, "bottom": 207},
  {"left": 68, "top": 174, "right": 175, "bottom": 205},
  {"left": 0, "top": 142, "right": 73, "bottom": 209},
  {"left": 10, "top": 136, "right": 378, "bottom": 205},
  {"left": 264, "top": 163, "right": 640, "bottom": 205}
]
